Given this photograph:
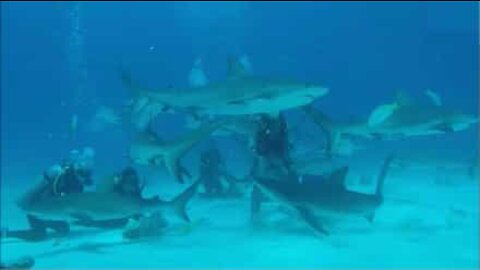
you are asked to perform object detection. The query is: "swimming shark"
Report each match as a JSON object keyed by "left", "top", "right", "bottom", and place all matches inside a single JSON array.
[
  {"left": 16, "top": 179, "right": 200, "bottom": 224},
  {"left": 303, "top": 91, "right": 478, "bottom": 154},
  {"left": 367, "top": 103, "right": 478, "bottom": 137},
  {"left": 129, "top": 119, "right": 228, "bottom": 184},
  {"left": 121, "top": 56, "right": 329, "bottom": 127},
  {"left": 253, "top": 155, "right": 394, "bottom": 236},
  {"left": 302, "top": 105, "right": 372, "bottom": 156}
]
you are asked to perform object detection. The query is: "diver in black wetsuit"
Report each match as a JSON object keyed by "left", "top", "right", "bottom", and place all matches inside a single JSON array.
[
  {"left": 112, "top": 166, "right": 144, "bottom": 199},
  {"left": 198, "top": 142, "right": 243, "bottom": 198},
  {"left": 2, "top": 148, "right": 96, "bottom": 241},
  {"left": 251, "top": 113, "right": 294, "bottom": 176},
  {"left": 250, "top": 113, "right": 297, "bottom": 222},
  {"left": 2, "top": 149, "right": 145, "bottom": 242}
]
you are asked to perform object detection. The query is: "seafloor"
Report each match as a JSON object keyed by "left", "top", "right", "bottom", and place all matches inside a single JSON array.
[{"left": 1, "top": 158, "right": 478, "bottom": 270}]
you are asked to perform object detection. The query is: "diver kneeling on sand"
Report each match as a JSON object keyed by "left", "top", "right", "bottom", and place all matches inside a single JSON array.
[
  {"left": 197, "top": 141, "right": 245, "bottom": 198},
  {"left": 1, "top": 148, "right": 145, "bottom": 241}
]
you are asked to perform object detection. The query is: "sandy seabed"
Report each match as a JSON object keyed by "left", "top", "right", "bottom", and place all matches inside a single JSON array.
[{"left": 1, "top": 166, "right": 478, "bottom": 270}]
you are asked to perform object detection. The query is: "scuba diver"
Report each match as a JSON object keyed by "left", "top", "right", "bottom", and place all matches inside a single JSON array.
[
  {"left": 112, "top": 166, "right": 145, "bottom": 199},
  {"left": 197, "top": 141, "right": 243, "bottom": 198},
  {"left": 249, "top": 113, "right": 297, "bottom": 223},
  {"left": 2, "top": 148, "right": 96, "bottom": 241},
  {"left": 1, "top": 148, "right": 145, "bottom": 242}
]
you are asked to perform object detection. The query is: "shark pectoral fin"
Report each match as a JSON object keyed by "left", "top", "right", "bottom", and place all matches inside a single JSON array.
[
  {"left": 367, "top": 102, "right": 399, "bottom": 127},
  {"left": 295, "top": 206, "right": 329, "bottom": 236},
  {"left": 170, "top": 181, "right": 201, "bottom": 223},
  {"left": 433, "top": 123, "right": 454, "bottom": 133}
]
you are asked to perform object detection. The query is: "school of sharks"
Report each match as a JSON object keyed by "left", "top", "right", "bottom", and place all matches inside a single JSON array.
[{"left": 2, "top": 55, "right": 478, "bottom": 263}]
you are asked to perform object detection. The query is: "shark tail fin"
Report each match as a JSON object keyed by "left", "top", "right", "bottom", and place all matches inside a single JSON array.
[
  {"left": 170, "top": 181, "right": 201, "bottom": 223},
  {"left": 375, "top": 154, "right": 395, "bottom": 200},
  {"left": 120, "top": 67, "right": 162, "bottom": 131},
  {"left": 302, "top": 105, "right": 338, "bottom": 157},
  {"left": 166, "top": 119, "right": 228, "bottom": 183}
]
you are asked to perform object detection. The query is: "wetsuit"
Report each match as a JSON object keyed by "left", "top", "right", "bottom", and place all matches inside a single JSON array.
[
  {"left": 3, "top": 163, "right": 88, "bottom": 241},
  {"left": 199, "top": 148, "right": 224, "bottom": 196},
  {"left": 198, "top": 144, "right": 243, "bottom": 198},
  {"left": 3, "top": 166, "right": 142, "bottom": 241},
  {"left": 250, "top": 113, "right": 297, "bottom": 220}
]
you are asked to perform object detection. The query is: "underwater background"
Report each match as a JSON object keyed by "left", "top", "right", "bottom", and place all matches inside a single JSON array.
[{"left": 1, "top": 1, "right": 479, "bottom": 269}]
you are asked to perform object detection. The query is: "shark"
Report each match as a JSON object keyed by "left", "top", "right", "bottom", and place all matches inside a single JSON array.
[
  {"left": 302, "top": 105, "right": 372, "bottom": 156},
  {"left": 121, "top": 56, "right": 329, "bottom": 128},
  {"left": 129, "top": 119, "right": 228, "bottom": 184},
  {"left": 303, "top": 91, "right": 478, "bottom": 154},
  {"left": 16, "top": 178, "right": 200, "bottom": 224},
  {"left": 253, "top": 155, "right": 394, "bottom": 236},
  {"left": 367, "top": 103, "right": 478, "bottom": 137}
]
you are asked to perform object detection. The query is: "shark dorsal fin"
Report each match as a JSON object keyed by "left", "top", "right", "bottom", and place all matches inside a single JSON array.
[
  {"left": 227, "top": 55, "right": 250, "bottom": 79},
  {"left": 188, "top": 58, "right": 208, "bottom": 87},
  {"left": 325, "top": 166, "right": 349, "bottom": 189},
  {"left": 394, "top": 90, "right": 414, "bottom": 107}
]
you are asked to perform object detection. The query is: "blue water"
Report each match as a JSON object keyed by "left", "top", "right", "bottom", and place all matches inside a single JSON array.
[{"left": 1, "top": 2, "right": 478, "bottom": 269}]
